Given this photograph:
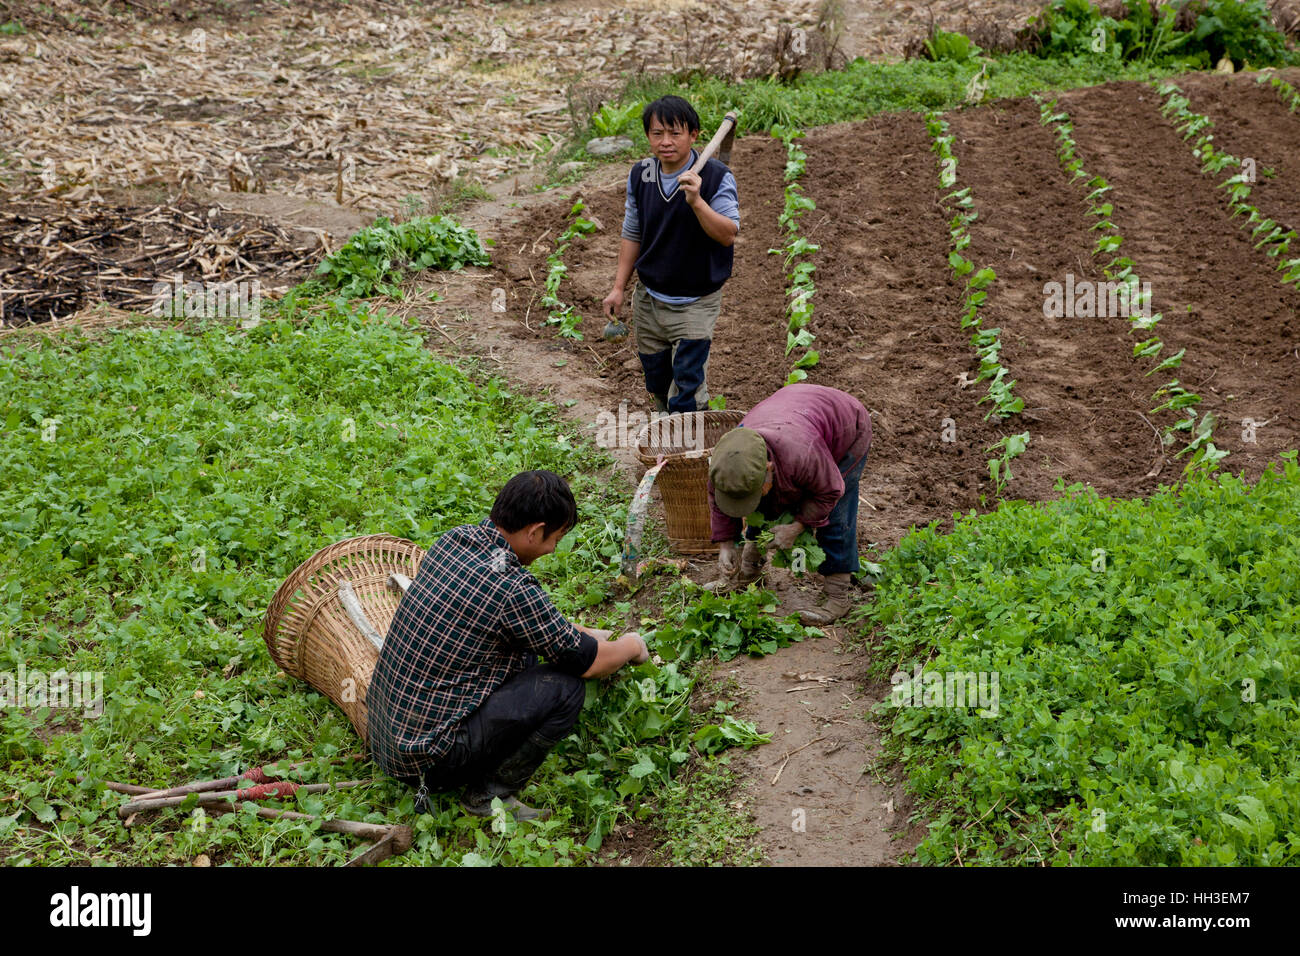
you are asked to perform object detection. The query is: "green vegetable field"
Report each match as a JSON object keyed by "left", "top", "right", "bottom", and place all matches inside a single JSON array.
[{"left": 3, "top": 0, "right": 1300, "bottom": 878}]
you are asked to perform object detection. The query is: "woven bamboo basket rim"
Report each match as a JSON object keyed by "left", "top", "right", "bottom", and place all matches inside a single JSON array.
[
  {"left": 633, "top": 409, "right": 746, "bottom": 467},
  {"left": 262, "top": 533, "right": 425, "bottom": 679}
]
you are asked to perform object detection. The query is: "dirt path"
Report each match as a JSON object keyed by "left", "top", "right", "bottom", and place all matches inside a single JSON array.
[
  {"left": 714, "top": 634, "right": 919, "bottom": 865},
  {"left": 1061, "top": 81, "right": 1300, "bottom": 474}
]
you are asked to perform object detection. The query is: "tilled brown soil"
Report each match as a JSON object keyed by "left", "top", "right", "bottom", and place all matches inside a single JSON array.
[
  {"left": 799, "top": 114, "right": 1001, "bottom": 546},
  {"left": 948, "top": 99, "right": 1167, "bottom": 496},
  {"left": 1178, "top": 71, "right": 1300, "bottom": 235},
  {"left": 1061, "top": 80, "right": 1300, "bottom": 474},
  {"left": 489, "top": 84, "right": 1300, "bottom": 541}
]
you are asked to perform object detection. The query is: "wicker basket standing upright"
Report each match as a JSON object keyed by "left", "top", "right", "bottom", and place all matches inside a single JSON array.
[
  {"left": 262, "top": 534, "right": 425, "bottom": 745},
  {"left": 635, "top": 409, "right": 745, "bottom": 554}
]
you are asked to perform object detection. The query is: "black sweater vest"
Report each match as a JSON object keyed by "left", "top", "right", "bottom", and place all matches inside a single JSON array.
[{"left": 630, "top": 155, "right": 734, "bottom": 298}]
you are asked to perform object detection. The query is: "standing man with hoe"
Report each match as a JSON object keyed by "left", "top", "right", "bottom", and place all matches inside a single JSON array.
[{"left": 603, "top": 96, "right": 739, "bottom": 414}]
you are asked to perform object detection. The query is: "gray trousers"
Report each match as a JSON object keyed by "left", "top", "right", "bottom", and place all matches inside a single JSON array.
[{"left": 632, "top": 284, "right": 721, "bottom": 413}]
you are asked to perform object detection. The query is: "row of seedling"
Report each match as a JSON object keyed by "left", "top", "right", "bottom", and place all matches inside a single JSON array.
[
  {"left": 1155, "top": 81, "right": 1300, "bottom": 290},
  {"left": 1258, "top": 71, "right": 1300, "bottom": 113},
  {"left": 1037, "top": 95, "right": 1226, "bottom": 473},
  {"left": 768, "top": 125, "right": 821, "bottom": 385},
  {"left": 541, "top": 199, "right": 598, "bottom": 340},
  {"left": 925, "top": 111, "right": 1028, "bottom": 494},
  {"left": 925, "top": 112, "right": 1022, "bottom": 423}
]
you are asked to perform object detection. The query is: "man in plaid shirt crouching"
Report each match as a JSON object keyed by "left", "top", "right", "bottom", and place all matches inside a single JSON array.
[{"left": 367, "top": 470, "right": 648, "bottom": 821}]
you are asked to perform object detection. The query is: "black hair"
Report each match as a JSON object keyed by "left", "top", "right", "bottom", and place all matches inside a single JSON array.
[
  {"left": 490, "top": 470, "right": 578, "bottom": 538},
  {"left": 642, "top": 95, "right": 700, "bottom": 135}
]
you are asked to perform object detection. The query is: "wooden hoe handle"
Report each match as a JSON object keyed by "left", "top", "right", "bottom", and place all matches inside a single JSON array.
[{"left": 689, "top": 111, "right": 738, "bottom": 175}]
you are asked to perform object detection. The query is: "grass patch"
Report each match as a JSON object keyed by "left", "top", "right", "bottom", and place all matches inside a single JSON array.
[
  {"left": 565, "top": 53, "right": 1192, "bottom": 162},
  {"left": 647, "top": 758, "right": 763, "bottom": 866},
  {"left": 433, "top": 177, "right": 492, "bottom": 215}
]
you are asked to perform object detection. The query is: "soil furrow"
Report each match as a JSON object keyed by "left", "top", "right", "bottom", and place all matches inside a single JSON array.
[
  {"left": 949, "top": 98, "right": 1166, "bottom": 495},
  {"left": 800, "top": 112, "right": 1000, "bottom": 549},
  {"left": 1062, "top": 81, "right": 1300, "bottom": 478},
  {"left": 1179, "top": 72, "right": 1300, "bottom": 234}
]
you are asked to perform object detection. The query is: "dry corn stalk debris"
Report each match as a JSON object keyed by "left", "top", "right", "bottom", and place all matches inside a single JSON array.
[
  {"left": 0, "top": 0, "right": 822, "bottom": 212},
  {"left": 0, "top": 199, "right": 315, "bottom": 326}
]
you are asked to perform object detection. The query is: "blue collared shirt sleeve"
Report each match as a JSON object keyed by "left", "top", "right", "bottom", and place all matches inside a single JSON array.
[
  {"left": 711, "top": 171, "right": 740, "bottom": 229},
  {"left": 622, "top": 172, "right": 641, "bottom": 241}
]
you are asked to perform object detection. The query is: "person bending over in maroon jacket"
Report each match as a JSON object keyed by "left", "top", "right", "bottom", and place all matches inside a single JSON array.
[{"left": 706, "top": 384, "right": 872, "bottom": 624}]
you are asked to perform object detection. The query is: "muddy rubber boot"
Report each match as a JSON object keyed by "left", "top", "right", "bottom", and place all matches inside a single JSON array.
[
  {"left": 797, "top": 573, "right": 855, "bottom": 625},
  {"left": 461, "top": 732, "right": 557, "bottom": 822},
  {"left": 735, "top": 540, "right": 763, "bottom": 586},
  {"left": 461, "top": 793, "right": 552, "bottom": 822}
]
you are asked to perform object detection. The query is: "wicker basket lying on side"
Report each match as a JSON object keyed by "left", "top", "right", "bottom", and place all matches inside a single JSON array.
[
  {"left": 262, "top": 534, "right": 425, "bottom": 744},
  {"left": 635, "top": 409, "right": 745, "bottom": 554}
]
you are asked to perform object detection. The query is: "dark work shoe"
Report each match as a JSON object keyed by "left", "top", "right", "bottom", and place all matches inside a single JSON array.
[
  {"left": 798, "top": 573, "right": 855, "bottom": 625},
  {"left": 461, "top": 790, "right": 552, "bottom": 822},
  {"left": 460, "top": 731, "right": 560, "bottom": 823}
]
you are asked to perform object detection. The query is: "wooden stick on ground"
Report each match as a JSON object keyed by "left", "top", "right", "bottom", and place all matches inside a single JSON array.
[
  {"left": 79, "top": 778, "right": 155, "bottom": 796},
  {"left": 136, "top": 752, "right": 366, "bottom": 800},
  {"left": 87, "top": 777, "right": 410, "bottom": 865},
  {"left": 204, "top": 803, "right": 413, "bottom": 866},
  {"left": 118, "top": 779, "right": 372, "bottom": 817},
  {"left": 770, "top": 736, "right": 828, "bottom": 786}
]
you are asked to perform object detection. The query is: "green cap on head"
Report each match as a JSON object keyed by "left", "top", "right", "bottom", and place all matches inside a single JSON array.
[{"left": 709, "top": 427, "right": 768, "bottom": 517}]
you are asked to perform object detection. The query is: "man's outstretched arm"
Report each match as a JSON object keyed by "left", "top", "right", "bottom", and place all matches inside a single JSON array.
[{"left": 578, "top": 626, "right": 649, "bottom": 678}]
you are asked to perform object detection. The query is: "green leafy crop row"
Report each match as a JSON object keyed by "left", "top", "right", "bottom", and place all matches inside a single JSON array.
[
  {"left": 925, "top": 111, "right": 1028, "bottom": 495},
  {"left": 1155, "top": 81, "right": 1300, "bottom": 290},
  {"left": 926, "top": 112, "right": 1022, "bottom": 424},
  {"left": 1260, "top": 71, "right": 1300, "bottom": 112},
  {"left": 864, "top": 454, "right": 1300, "bottom": 865},
  {"left": 541, "top": 200, "right": 598, "bottom": 340},
  {"left": 768, "top": 125, "right": 820, "bottom": 385},
  {"left": 1036, "top": 95, "right": 1226, "bottom": 473}
]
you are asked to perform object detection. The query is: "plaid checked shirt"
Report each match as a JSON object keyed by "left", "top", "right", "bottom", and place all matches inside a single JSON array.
[{"left": 366, "top": 518, "right": 590, "bottom": 778}]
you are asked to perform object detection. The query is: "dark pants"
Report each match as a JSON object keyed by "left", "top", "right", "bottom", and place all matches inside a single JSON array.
[
  {"left": 409, "top": 664, "right": 585, "bottom": 792},
  {"left": 742, "top": 447, "right": 867, "bottom": 576}
]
